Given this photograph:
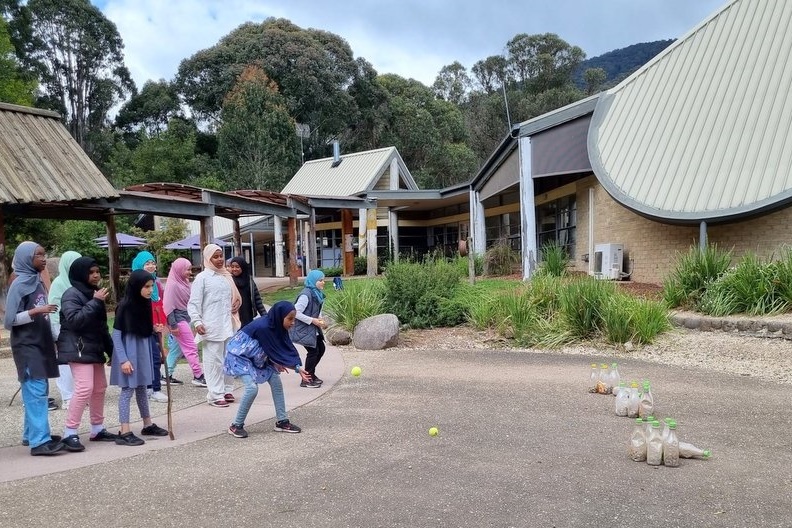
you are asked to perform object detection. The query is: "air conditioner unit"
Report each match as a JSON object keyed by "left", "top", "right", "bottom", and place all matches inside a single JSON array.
[{"left": 593, "top": 243, "right": 624, "bottom": 280}]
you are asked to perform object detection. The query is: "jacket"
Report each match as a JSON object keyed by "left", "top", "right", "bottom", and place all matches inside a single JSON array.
[
  {"left": 56, "top": 287, "right": 113, "bottom": 364},
  {"left": 289, "top": 287, "right": 322, "bottom": 348}
]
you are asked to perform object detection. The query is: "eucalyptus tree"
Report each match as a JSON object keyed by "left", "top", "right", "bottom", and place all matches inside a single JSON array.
[
  {"left": 0, "top": 17, "right": 35, "bottom": 104},
  {"left": 217, "top": 65, "right": 300, "bottom": 192},
  {"left": 505, "top": 33, "right": 585, "bottom": 93},
  {"left": 115, "top": 79, "right": 182, "bottom": 138},
  {"left": 471, "top": 55, "right": 508, "bottom": 94},
  {"left": 25, "top": 0, "right": 134, "bottom": 154},
  {"left": 432, "top": 61, "right": 471, "bottom": 105}
]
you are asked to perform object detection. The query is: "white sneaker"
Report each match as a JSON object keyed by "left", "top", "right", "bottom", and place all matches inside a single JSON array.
[
  {"left": 149, "top": 391, "right": 168, "bottom": 403},
  {"left": 63, "top": 399, "right": 70, "bottom": 411}
]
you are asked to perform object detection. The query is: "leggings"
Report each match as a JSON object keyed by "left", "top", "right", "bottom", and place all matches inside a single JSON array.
[{"left": 118, "top": 386, "right": 150, "bottom": 424}]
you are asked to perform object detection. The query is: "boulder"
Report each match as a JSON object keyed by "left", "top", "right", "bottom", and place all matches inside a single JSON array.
[
  {"left": 327, "top": 327, "right": 352, "bottom": 346},
  {"left": 353, "top": 314, "right": 400, "bottom": 350}
]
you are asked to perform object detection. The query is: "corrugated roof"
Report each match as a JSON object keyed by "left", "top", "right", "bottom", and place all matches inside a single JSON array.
[
  {"left": 0, "top": 102, "right": 119, "bottom": 204},
  {"left": 588, "top": 0, "right": 792, "bottom": 222},
  {"left": 281, "top": 146, "right": 418, "bottom": 196}
]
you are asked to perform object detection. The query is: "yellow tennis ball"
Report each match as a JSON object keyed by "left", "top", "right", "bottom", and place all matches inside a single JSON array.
[
  {"left": 428, "top": 427, "right": 439, "bottom": 437},
  {"left": 350, "top": 366, "right": 362, "bottom": 377}
]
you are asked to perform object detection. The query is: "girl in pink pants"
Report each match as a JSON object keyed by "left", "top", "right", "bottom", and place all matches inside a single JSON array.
[{"left": 164, "top": 258, "right": 206, "bottom": 387}]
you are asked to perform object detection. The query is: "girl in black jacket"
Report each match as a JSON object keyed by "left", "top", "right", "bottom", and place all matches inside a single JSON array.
[
  {"left": 56, "top": 257, "right": 117, "bottom": 450},
  {"left": 228, "top": 257, "right": 266, "bottom": 327}
]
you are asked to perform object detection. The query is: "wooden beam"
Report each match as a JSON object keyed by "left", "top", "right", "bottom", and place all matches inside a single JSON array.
[
  {"left": 106, "top": 214, "right": 120, "bottom": 304},
  {"left": 233, "top": 218, "right": 242, "bottom": 256},
  {"left": 341, "top": 208, "right": 354, "bottom": 276},
  {"left": 0, "top": 207, "right": 7, "bottom": 324},
  {"left": 287, "top": 217, "right": 298, "bottom": 287}
]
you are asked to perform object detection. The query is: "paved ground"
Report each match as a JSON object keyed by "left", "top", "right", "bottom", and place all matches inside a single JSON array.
[{"left": 0, "top": 340, "right": 790, "bottom": 527}]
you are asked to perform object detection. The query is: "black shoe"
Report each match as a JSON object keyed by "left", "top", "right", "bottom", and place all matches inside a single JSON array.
[
  {"left": 162, "top": 375, "right": 183, "bottom": 385},
  {"left": 30, "top": 440, "right": 65, "bottom": 456},
  {"left": 62, "top": 434, "right": 85, "bottom": 452},
  {"left": 22, "top": 434, "right": 61, "bottom": 447},
  {"left": 311, "top": 375, "right": 324, "bottom": 385},
  {"left": 274, "top": 420, "right": 301, "bottom": 433},
  {"left": 115, "top": 432, "right": 145, "bottom": 446},
  {"left": 89, "top": 429, "right": 118, "bottom": 442},
  {"left": 228, "top": 423, "right": 249, "bottom": 438},
  {"left": 141, "top": 423, "right": 169, "bottom": 436},
  {"left": 300, "top": 380, "right": 321, "bottom": 388},
  {"left": 47, "top": 398, "right": 59, "bottom": 412}
]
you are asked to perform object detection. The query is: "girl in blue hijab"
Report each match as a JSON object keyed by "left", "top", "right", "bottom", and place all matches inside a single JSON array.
[
  {"left": 223, "top": 301, "right": 312, "bottom": 438},
  {"left": 289, "top": 269, "right": 328, "bottom": 388}
]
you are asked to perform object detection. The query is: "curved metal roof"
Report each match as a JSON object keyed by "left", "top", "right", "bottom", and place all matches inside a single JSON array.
[{"left": 588, "top": 0, "right": 792, "bottom": 222}]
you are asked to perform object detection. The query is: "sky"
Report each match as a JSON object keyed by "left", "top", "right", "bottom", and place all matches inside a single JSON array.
[{"left": 93, "top": 0, "right": 729, "bottom": 90}]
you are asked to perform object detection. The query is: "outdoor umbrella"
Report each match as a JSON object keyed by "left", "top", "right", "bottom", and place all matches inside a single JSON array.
[
  {"left": 93, "top": 233, "right": 147, "bottom": 248},
  {"left": 164, "top": 234, "right": 229, "bottom": 250}
]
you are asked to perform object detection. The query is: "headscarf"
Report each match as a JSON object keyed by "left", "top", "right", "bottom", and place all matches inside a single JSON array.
[
  {"left": 163, "top": 258, "right": 192, "bottom": 315},
  {"left": 48, "top": 250, "right": 81, "bottom": 326},
  {"left": 68, "top": 257, "right": 100, "bottom": 299},
  {"left": 242, "top": 301, "right": 300, "bottom": 367},
  {"left": 304, "top": 269, "right": 326, "bottom": 302},
  {"left": 131, "top": 250, "right": 159, "bottom": 301},
  {"left": 114, "top": 269, "right": 154, "bottom": 337},
  {"left": 3, "top": 241, "right": 42, "bottom": 330},
  {"left": 203, "top": 244, "right": 242, "bottom": 330}
]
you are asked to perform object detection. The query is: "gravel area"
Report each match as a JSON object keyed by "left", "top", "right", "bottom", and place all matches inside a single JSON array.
[{"left": 394, "top": 323, "right": 792, "bottom": 385}]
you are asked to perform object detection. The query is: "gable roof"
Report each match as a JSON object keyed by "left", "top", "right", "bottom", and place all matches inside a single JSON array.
[
  {"left": 281, "top": 146, "right": 418, "bottom": 196},
  {"left": 0, "top": 102, "right": 119, "bottom": 204},
  {"left": 588, "top": 0, "right": 792, "bottom": 223}
]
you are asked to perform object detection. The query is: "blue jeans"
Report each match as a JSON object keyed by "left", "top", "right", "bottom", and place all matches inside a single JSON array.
[
  {"left": 233, "top": 372, "right": 287, "bottom": 427},
  {"left": 21, "top": 376, "right": 52, "bottom": 448}
]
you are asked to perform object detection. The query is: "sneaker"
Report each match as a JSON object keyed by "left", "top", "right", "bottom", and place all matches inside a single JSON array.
[
  {"left": 224, "top": 393, "right": 235, "bottom": 403},
  {"left": 22, "top": 434, "right": 61, "bottom": 447},
  {"left": 62, "top": 399, "right": 70, "bottom": 411},
  {"left": 192, "top": 375, "right": 207, "bottom": 387},
  {"left": 311, "top": 375, "right": 324, "bottom": 385},
  {"left": 89, "top": 429, "right": 118, "bottom": 442},
  {"left": 141, "top": 423, "right": 169, "bottom": 436},
  {"left": 30, "top": 440, "right": 65, "bottom": 456},
  {"left": 149, "top": 391, "right": 168, "bottom": 403},
  {"left": 115, "top": 431, "right": 145, "bottom": 446},
  {"left": 300, "top": 380, "right": 321, "bottom": 388},
  {"left": 162, "top": 375, "right": 183, "bottom": 385},
  {"left": 274, "top": 420, "right": 301, "bottom": 433},
  {"left": 209, "top": 399, "right": 229, "bottom": 408},
  {"left": 47, "top": 398, "right": 59, "bottom": 411},
  {"left": 62, "top": 434, "right": 85, "bottom": 452},
  {"left": 228, "top": 423, "right": 248, "bottom": 438}
]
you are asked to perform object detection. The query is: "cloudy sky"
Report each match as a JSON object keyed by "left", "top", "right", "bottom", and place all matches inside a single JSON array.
[{"left": 93, "top": 0, "right": 728, "bottom": 90}]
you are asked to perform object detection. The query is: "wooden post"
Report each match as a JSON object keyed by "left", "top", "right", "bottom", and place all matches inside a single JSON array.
[
  {"left": 308, "top": 208, "right": 317, "bottom": 272},
  {"left": 366, "top": 207, "right": 378, "bottom": 276},
  {"left": 233, "top": 218, "right": 242, "bottom": 257},
  {"left": 287, "top": 217, "right": 298, "bottom": 287},
  {"left": 341, "top": 208, "right": 354, "bottom": 276},
  {"left": 106, "top": 214, "right": 120, "bottom": 304},
  {"left": 0, "top": 207, "right": 7, "bottom": 322},
  {"left": 200, "top": 216, "right": 213, "bottom": 252}
]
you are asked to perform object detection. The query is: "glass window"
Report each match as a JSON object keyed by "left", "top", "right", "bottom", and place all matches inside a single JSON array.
[{"left": 536, "top": 195, "right": 576, "bottom": 258}]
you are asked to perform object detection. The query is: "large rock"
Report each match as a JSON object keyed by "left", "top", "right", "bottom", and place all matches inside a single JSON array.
[
  {"left": 353, "top": 314, "right": 400, "bottom": 350},
  {"left": 326, "top": 327, "right": 352, "bottom": 346}
]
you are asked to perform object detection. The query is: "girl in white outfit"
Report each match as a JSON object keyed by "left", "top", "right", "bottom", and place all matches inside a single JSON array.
[{"left": 187, "top": 244, "right": 241, "bottom": 407}]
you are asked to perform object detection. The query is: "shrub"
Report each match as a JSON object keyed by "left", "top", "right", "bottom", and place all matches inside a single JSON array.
[
  {"left": 317, "top": 266, "right": 342, "bottom": 277},
  {"left": 662, "top": 244, "right": 732, "bottom": 308},
  {"left": 600, "top": 294, "right": 635, "bottom": 344},
  {"left": 558, "top": 276, "right": 616, "bottom": 339},
  {"left": 484, "top": 240, "right": 519, "bottom": 276},
  {"left": 454, "top": 254, "right": 484, "bottom": 277},
  {"left": 383, "top": 259, "right": 462, "bottom": 328},
  {"left": 353, "top": 256, "right": 368, "bottom": 275},
  {"left": 630, "top": 297, "right": 672, "bottom": 344},
  {"left": 536, "top": 241, "right": 569, "bottom": 277},
  {"left": 324, "top": 280, "right": 385, "bottom": 331}
]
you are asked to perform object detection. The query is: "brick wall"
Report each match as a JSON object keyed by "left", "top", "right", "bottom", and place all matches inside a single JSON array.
[{"left": 573, "top": 180, "right": 792, "bottom": 284}]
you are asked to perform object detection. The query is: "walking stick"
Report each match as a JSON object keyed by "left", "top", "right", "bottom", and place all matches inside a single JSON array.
[
  {"left": 160, "top": 332, "right": 175, "bottom": 440},
  {"left": 8, "top": 386, "right": 20, "bottom": 406}
]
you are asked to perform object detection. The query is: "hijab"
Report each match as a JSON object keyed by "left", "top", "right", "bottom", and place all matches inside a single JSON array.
[
  {"left": 114, "top": 269, "right": 154, "bottom": 337},
  {"left": 68, "top": 257, "right": 100, "bottom": 299},
  {"left": 229, "top": 256, "right": 252, "bottom": 293},
  {"left": 163, "top": 258, "right": 192, "bottom": 315},
  {"left": 304, "top": 269, "right": 326, "bottom": 302},
  {"left": 3, "top": 241, "right": 42, "bottom": 330},
  {"left": 48, "top": 250, "right": 81, "bottom": 326},
  {"left": 131, "top": 250, "right": 159, "bottom": 302},
  {"left": 203, "top": 244, "right": 242, "bottom": 330},
  {"left": 242, "top": 301, "right": 300, "bottom": 367}
]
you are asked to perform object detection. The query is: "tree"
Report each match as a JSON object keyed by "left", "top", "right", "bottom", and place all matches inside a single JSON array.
[
  {"left": 217, "top": 66, "right": 300, "bottom": 192},
  {"left": 506, "top": 33, "right": 585, "bottom": 93},
  {"left": 0, "top": 17, "right": 35, "bottom": 104},
  {"left": 26, "top": 0, "right": 135, "bottom": 153},
  {"left": 176, "top": 17, "right": 357, "bottom": 154},
  {"left": 471, "top": 55, "right": 508, "bottom": 94},
  {"left": 583, "top": 67, "right": 607, "bottom": 95},
  {"left": 432, "top": 61, "right": 471, "bottom": 105},
  {"left": 116, "top": 79, "right": 181, "bottom": 137},
  {"left": 343, "top": 57, "right": 391, "bottom": 152}
]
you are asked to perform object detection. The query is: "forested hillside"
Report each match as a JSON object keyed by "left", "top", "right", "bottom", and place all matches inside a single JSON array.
[{"left": 573, "top": 40, "right": 675, "bottom": 89}]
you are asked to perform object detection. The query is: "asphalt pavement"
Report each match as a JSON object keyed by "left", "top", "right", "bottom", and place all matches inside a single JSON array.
[{"left": 0, "top": 343, "right": 790, "bottom": 527}]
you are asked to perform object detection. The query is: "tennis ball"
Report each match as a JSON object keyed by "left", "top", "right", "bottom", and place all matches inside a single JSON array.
[
  {"left": 350, "top": 366, "right": 362, "bottom": 377},
  {"left": 428, "top": 427, "right": 439, "bottom": 437}
]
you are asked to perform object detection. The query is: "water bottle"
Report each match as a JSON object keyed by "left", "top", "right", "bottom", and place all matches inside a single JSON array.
[
  {"left": 638, "top": 381, "right": 654, "bottom": 419},
  {"left": 589, "top": 363, "right": 599, "bottom": 391},
  {"left": 609, "top": 363, "right": 621, "bottom": 395},
  {"left": 598, "top": 363, "right": 610, "bottom": 393},
  {"left": 627, "top": 381, "right": 640, "bottom": 418},
  {"left": 629, "top": 418, "right": 647, "bottom": 462},
  {"left": 614, "top": 382, "right": 629, "bottom": 416},
  {"left": 644, "top": 415, "right": 656, "bottom": 438},
  {"left": 646, "top": 420, "right": 663, "bottom": 466},
  {"left": 661, "top": 418, "right": 673, "bottom": 443},
  {"left": 663, "top": 422, "right": 680, "bottom": 467},
  {"left": 679, "top": 442, "right": 712, "bottom": 459}
]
